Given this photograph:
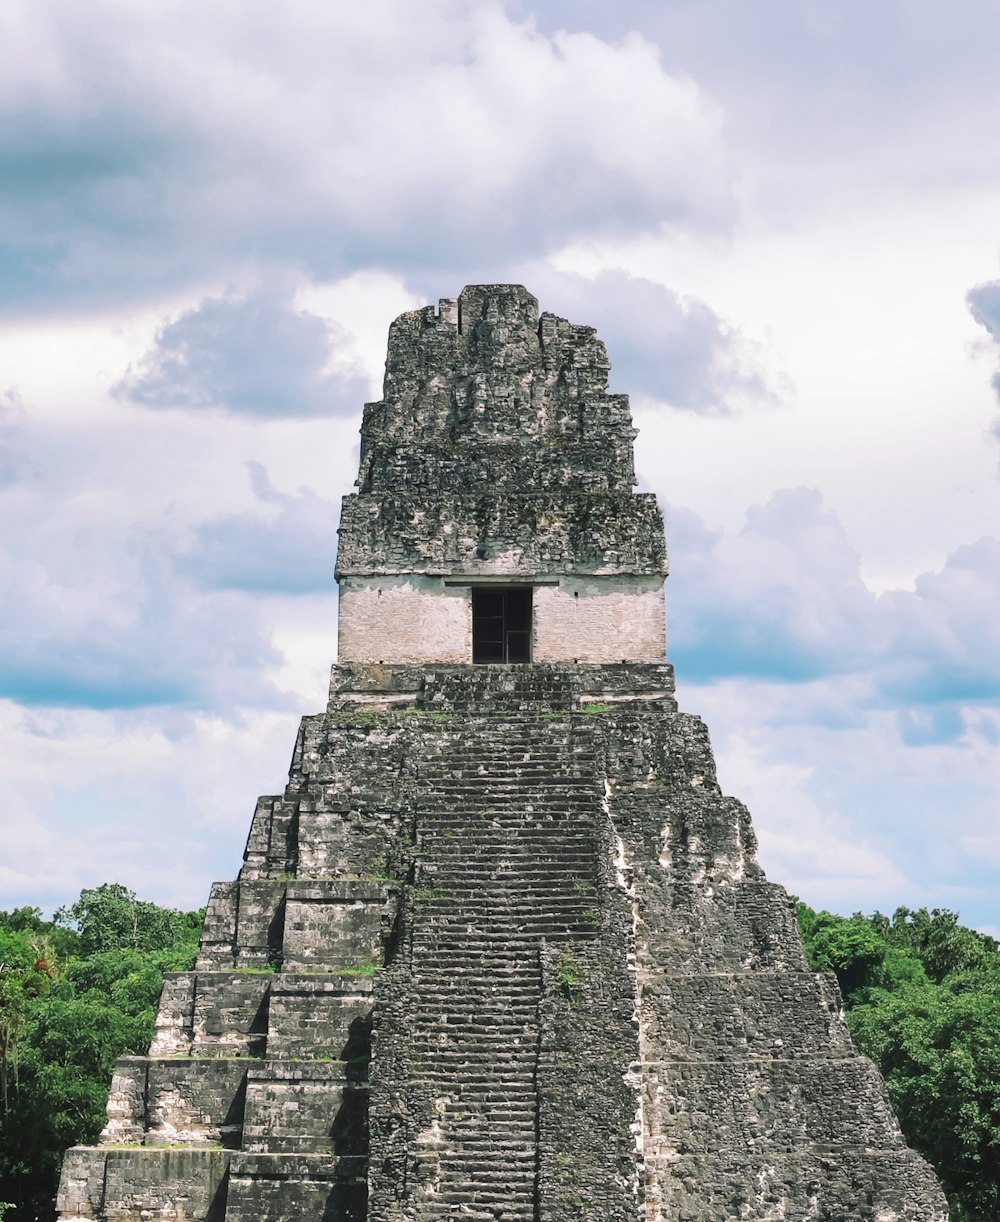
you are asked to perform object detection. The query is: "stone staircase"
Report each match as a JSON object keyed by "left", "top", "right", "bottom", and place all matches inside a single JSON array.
[
  {"left": 57, "top": 673, "right": 949, "bottom": 1222},
  {"left": 402, "top": 716, "right": 603, "bottom": 1220}
]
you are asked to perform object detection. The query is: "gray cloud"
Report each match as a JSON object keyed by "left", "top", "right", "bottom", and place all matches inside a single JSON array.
[
  {"left": 114, "top": 286, "right": 367, "bottom": 417},
  {"left": 0, "top": 435, "right": 295, "bottom": 711},
  {"left": 0, "top": 388, "right": 29, "bottom": 487},
  {"left": 669, "top": 489, "right": 881, "bottom": 683},
  {"left": 178, "top": 462, "right": 340, "bottom": 593},
  {"left": 516, "top": 268, "right": 774, "bottom": 412},
  {"left": 0, "top": 529, "right": 289, "bottom": 711},
  {"left": 535, "top": 1, "right": 1000, "bottom": 212},
  {"left": 969, "top": 282, "right": 1000, "bottom": 340},
  {"left": 0, "top": 3, "right": 734, "bottom": 314},
  {"left": 668, "top": 489, "right": 1000, "bottom": 735},
  {"left": 968, "top": 281, "right": 1000, "bottom": 424}
]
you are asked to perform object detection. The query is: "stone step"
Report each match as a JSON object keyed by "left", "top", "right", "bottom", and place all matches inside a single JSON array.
[
  {"left": 409, "top": 1078, "right": 536, "bottom": 1096},
  {"left": 408, "top": 1002, "right": 539, "bottom": 1016},
  {"left": 420, "top": 768, "right": 596, "bottom": 778},
  {"left": 412, "top": 1070, "right": 536, "bottom": 1084},
  {"left": 414, "top": 897, "right": 596, "bottom": 912},
  {"left": 416, "top": 1028, "right": 537, "bottom": 1043},
  {"left": 421, "top": 753, "right": 596, "bottom": 763},
  {"left": 430, "top": 1157, "right": 536, "bottom": 1173},
  {"left": 409, "top": 993, "right": 538, "bottom": 1006},
  {"left": 419, "top": 778, "right": 590, "bottom": 787},
  {"left": 416, "top": 882, "right": 597, "bottom": 896},
  {"left": 419, "top": 850, "right": 595, "bottom": 864},
  {"left": 435, "top": 1189, "right": 535, "bottom": 1206},
  {"left": 443, "top": 1127, "right": 537, "bottom": 1145},
  {"left": 417, "top": 1109, "right": 537, "bottom": 1125},
  {"left": 410, "top": 946, "right": 584, "bottom": 965},
  {"left": 413, "top": 1046, "right": 537, "bottom": 1062},
  {"left": 420, "top": 842, "right": 594, "bottom": 853},
  {"left": 408, "top": 981, "right": 540, "bottom": 995},
  {"left": 412, "top": 1030, "right": 536, "bottom": 1044},
  {"left": 415, "top": 905, "right": 596, "bottom": 916},
  {"left": 412, "top": 1207, "right": 534, "bottom": 1222},
  {"left": 413, "top": 914, "right": 597, "bottom": 928},
  {"left": 418, "top": 794, "right": 597, "bottom": 806},
  {"left": 413, "top": 902, "right": 595, "bottom": 915},
  {"left": 412, "top": 1004, "right": 537, "bottom": 1019}
]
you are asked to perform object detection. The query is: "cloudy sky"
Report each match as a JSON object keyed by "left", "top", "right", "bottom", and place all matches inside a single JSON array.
[{"left": 4, "top": 0, "right": 1000, "bottom": 932}]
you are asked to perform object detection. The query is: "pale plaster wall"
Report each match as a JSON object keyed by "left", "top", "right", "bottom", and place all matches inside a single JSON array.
[
  {"left": 533, "top": 577, "right": 666, "bottom": 663},
  {"left": 338, "top": 574, "right": 666, "bottom": 664},
  {"left": 338, "top": 576, "right": 471, "bottom": 664}
]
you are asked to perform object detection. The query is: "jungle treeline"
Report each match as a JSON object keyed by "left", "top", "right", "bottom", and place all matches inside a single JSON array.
[
  {"left": 2, "top": 887, "right": 999, "bottom": 1220},
  {"left": 0, "top": 886, "right": 202, "bottom": 1222},
  {"left": 797, "top": 901, "right": 1000, "bottom": 1220}
]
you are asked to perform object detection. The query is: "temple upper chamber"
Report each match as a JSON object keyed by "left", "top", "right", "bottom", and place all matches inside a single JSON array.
[{"left": 335, "top": 284, "right": 668, "bottom": 666}]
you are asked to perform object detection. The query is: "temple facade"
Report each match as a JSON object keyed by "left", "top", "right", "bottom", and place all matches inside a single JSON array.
[{"left": 57, "top": 285, "right": 947, "bottom": 1221}]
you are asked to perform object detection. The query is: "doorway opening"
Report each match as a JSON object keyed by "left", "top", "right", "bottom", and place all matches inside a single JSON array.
[{"left": 472, "top": 587, "right": 532, "bottom": 663}]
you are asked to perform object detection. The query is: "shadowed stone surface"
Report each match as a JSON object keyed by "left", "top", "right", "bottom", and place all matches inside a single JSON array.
[{"left": 57, "top": 286, "right": 947, "bottom": 1221}]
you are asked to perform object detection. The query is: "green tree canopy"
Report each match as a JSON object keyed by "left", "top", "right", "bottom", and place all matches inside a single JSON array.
[
  {"left": 797, "top": 900, "right": 1000, "bottom": 1220},
  {"left": 0, "top": 887, "right": 203, "bottom": 1222}
]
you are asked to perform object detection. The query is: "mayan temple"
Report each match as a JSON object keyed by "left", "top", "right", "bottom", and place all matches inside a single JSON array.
[{"left": 57, "top": 285, "right": 947, "bottom": 1221}]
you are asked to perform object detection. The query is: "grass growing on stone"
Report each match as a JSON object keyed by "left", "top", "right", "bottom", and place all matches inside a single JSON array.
[
  {"left": 328, "top": 709, "right": 396, "bottom": 728},
  {"left": 556, "top": 957, "right": 583, "bottom": 998},
  {"left": 412, "top": 885, "right": 455, "bottom": 901}
]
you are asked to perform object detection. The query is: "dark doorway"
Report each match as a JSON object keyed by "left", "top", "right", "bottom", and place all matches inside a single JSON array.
[{"left": 472, "top": 587, "right": 532, "bottom": 663}]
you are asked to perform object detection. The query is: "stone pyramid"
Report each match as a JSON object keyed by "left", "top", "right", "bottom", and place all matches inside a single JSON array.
[{"left": 58, "top": 285, "right": 948, "bottom": 1221}]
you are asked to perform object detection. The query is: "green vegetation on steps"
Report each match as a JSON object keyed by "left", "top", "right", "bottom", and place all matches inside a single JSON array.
[
  {"left": 0, "top": 885, "right": 203, "bottom": 1222},
  {"left": 796, "top": 900, "right": 1000, "bottom": 1221}
]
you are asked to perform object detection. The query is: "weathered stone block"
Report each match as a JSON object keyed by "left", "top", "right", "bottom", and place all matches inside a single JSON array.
[
  {"left": 233, "top": 880, "right": 287, "bottom": 968},
  {"left": 225, "top": 1153, "right": 366, "bottom": 1222},
  {"left": 242, "top": 1061, "right": 367, "bottom": 1153},
  {"left": 645, "top": 1149, "right": 946, "bottom": 1222},
  {"left": 638, "top": 969, "right": 851, "bottom": 1060},
  {"left": 196, "top": 882, "right": 238, "bottom": 969},
  {"left": 149, "top": 971, "right": 270, "bottom": 1058},
  {"left": 637, "top": 879, "right": 810, "bottom": 973},
  {"left": 265, "top": 973, "right": 373, "bottom": 1060},
  {"left": 102, "top": 1057, "right": 249, "bottom": 1148},
  {"left": 57, "top": 1148, "right": 230, "bottom": 1222},
  {"left": 641, "top": 1055, "right": 904, "bottom": 1158},
  {"left": 281, "top": 881, "right": 396, "bottom": 971},
  {"left": 240, "top": 796, "right": 297, "bottom": 879}
]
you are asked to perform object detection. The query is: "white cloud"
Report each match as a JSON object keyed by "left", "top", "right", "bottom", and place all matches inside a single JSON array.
[
  {"left": 0, "top": 700, "right": 300, "bottom": 913},
  {"left": 668, "top": 490, "right": 883, "bottom": 683},
  {"left": 498, "top": 266, "right": 775, "bottom": 413},
  {"left": 178, "top": 461, "right": 340, "bottom": 593},
  {"left": 0, "top": 1, "right": 734, "bottom": 310},
  {"left": 669, "top": 489, "right": 1000, "bottom": 714},
  {"left": 968, "top": 279, "right": 1000, "bottom": 432},
  {"left": 1, "top": 0, "right": 998, "bottom": 940},
  {"left": 684, "top": 678, "right": 1000, "bottom": 925},
  {"left": 115, "top": 282, "right": 368, "bottom": 418}
]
